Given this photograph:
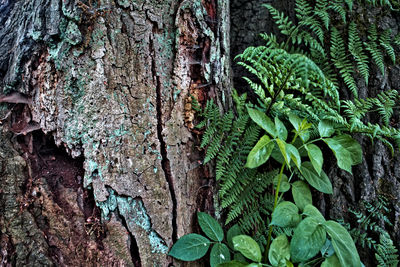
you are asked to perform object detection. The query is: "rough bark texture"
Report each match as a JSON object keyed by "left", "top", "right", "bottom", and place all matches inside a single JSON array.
[
  {"left": 0, "top": 0, "right": 232, "bottom": 265},
  {"left": 230, "top": 0, "right": 400, "bottom": 263}
]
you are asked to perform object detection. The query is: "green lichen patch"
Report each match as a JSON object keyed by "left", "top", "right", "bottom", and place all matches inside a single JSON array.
[
  {"left": 98, "top": 188, "right": 169, "bottom": 254},
  {"left": 65, "top": 21, "right": 82, "bottom": 45}
]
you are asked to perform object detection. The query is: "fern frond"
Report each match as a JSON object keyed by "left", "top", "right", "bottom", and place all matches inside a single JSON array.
[
  {"left": 331, "top": 27, "right": 358, "bottom": 96},
  {"left": 375, "top": 232, "right": 399, "bottom": 267},
  {"left": 348, "top": 21, "right": 369, "bottom": 84},
  {"left": 314, "top": 0, "right": 330, "bottom": 29},
  {"left": 263, "top": 4, "right": 297, "bottom": 36},
  {"left": 365, "top": 24, "right": 385, "bottom": 75},
  {"left": 296, "top": 0, "right": 324, "bottom": 43},
  {"left": 328, "top": 0, "right": 347, "bottom": 22},
  {"left": 379, "top": 29, "right": 396, "bottom": 64}
]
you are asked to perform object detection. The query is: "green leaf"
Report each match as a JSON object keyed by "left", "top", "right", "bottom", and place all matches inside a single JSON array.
[
  {"left": 210, "top": 243, "right": 231, "bottom": 267},
  {"left": 198, "top": 212, "right": 224, "bottom": 242},
  {"left": 323, "top": 221, "right": 361, "bottom": 267},
  {"left": 318, "top": 120, "right": 335, "bottom": 138},
  {"left": 303, "top": 204, "right": 326, "bottom": 223},
  {"left": 332, "top": 135, "right": 362, "bottom": 165},
  {"left": 246, "top": 135, "right": 275, "bottom": 168},
  {"left": 287, "top": 143, "right": 301, "bottom": 169},
  {"left": 268, "top": 234, "right": 290, "bottom": 266},
  {"left": 227, "top": 224, "right": 243, "bottom": 250},
  {"left": 271, "top": 144, "right": 285, "bottom": 164},
  {"left": 288, "top": 113, "right": 302, "bottom": 131},
  {"left": 247, "top": 107, "right": 276, "bottom": 137},
  {"left": 300, "top": 162, "right": 333, "bottom": 194},
  {"left": 233, "top": 235, "right": 262, "bottom": 262},
  {"left": 298, "top": 119, "right": 312, "bottom": 142},
  {"left": 320, "top": 239, "right": 335, "bottom": 257},
  {"left": 274, "top": 174, "right": 290, "bottom": 192},
  {"left": 246, "top": 264, "right": 262, "bottom": 267},
  {"left": 217, "top": 261, "right": 247, "bottom": 267},
  {"left": 292, "top": 181, "right": 312, "bottom": 211},
  {"left": 321, "top": 254, "right": 341, "bottom": 267},
  {"left": 276, "top": 139, "right": 291, "bottom": 166},
  {"left": 324, "top": 135, "right": 362, "bottom": 174},
  {"left": 168, "top": 233, "right": 211, "bottom": 261},
  {"left": 305, "top": 144, "right": 323, "bottom": 175},
  {"left": 290, "top": 217, "right": 327, "bottom": 262},
  {"left": 233, "top": 253, "right": 247, "bottom": 262},
  {"left": 275, "top": 117, "right": 288, "bottom": 141},
  {"left": 271, "top": 201, "right": 301, "bottom": 228}
]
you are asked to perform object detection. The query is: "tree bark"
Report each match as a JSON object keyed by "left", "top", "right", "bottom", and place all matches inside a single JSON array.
[{"left": 0, "top": 0, "right": 231, "bottom": 265}]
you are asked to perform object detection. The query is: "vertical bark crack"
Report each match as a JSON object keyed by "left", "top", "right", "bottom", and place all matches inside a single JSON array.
[
  {"left": 118, "top": 212, "right": 142, "bottom": 267},
  {"left": 149, "top": 36, "right": 178, "bottom": 244}
]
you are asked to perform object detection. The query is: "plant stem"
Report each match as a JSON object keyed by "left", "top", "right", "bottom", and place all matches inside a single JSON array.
[{"left": 265, "top": 163, "right": 286, "bottom": 260}]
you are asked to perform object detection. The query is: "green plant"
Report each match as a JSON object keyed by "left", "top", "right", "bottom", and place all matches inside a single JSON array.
[
  {"left": 169, "top": 0, "right": 400, "bottom": 265},
  {"left": 339, "top": 196, "right": 399, "bottom": 266},
  {"left": 168, "top": 212, "right": 231, "bottom": 266},
  {"left": 376, "top": 232, "right": 399, "bottom": 267}
]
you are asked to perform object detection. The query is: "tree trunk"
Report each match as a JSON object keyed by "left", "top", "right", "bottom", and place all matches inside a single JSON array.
[{"left": 0, "top": 0, "right": 232, "bottom": 265}]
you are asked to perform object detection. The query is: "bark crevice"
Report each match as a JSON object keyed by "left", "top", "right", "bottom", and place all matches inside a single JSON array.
[
  {"left": 150, "top": 35, "right": 178, "bottom": 245},
  {"left": 118, "top": 211, "right": 142, "bottom": 267}
]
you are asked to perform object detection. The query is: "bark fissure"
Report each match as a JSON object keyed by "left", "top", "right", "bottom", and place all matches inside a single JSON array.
[
  {"left": 118, "top": 211, "right": 142, "bottom": 267},
  {"left": 149, "top": 35, "right": 178, "bottom": 244}
]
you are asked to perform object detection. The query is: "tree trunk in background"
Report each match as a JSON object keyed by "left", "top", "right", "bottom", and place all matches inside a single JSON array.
[
  {"left": 0, "top": 0, "right": 231, "bottom": 265},
  {"left": 231, "top": 0, "right": 400, "bottom": 264}
]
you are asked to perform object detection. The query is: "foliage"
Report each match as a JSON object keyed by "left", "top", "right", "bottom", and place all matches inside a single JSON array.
[
  {"left": 168, "top": 212, "right": 230, "bottom": 266},
  {"left": 169, "top": 0, "right": 400, "bottom": 265},
  {"left": 376, "top": 232, "right": 399, "bottom": 267},
  {"left": 339, "top": 196, "right": 399, "bottom": 266}
]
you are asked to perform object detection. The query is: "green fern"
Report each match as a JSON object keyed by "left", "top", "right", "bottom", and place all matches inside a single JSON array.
[
  {"left": 263, "top": 4, "right": 297, "bottom": 37},
  {"left": 342, "top": 196, "right": 399, "bottom": 266},
  {"left": 376, "top": 232, "right": 399, "bottom": 267},
  {"left": 314, "top": 0, "right": 330, "bottom": 29},
  {"left": 331, "top": 27, "right": 358, "bottom": 96},
  {"left": 348, "top": 21, "right": 369, "bottom": 84},
  {"left": 380, "top": 29, "right": 396, "bottom": 64},
  {"left": 328, "top": 0, "right": 347, "bottom": 22},
  {"left": 365, "top": 24, "right": 385, "bottom": 75}
]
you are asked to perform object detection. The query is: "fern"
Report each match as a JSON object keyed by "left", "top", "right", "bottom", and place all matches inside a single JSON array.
[
  {"left": 296, "top": 0, "right": 324, "bottom": 43},
  {"left": 342, "top": 196, "right": 399, "bottom": 266},
  {"left": 263, "top": 4, "right": 297, "bottom": 37},
  {"left": 328, "top": 0, "right": 347, "bottom": 22},
  {"left": 314, "top": 0, "right": 330, "bottom": 30},
  {"left": 365, "top": 24, "right": 385, "bottom": 75},
  {"left": 348, "top": 21, "right": 369, "bottom": 84},
  {"left": 331, "top": 27, "right": 358, "bottom": 96},
  {"left": 376, "top": 232, "right": 399, "bottom": 267},
  {"left": 380, "top": 29, "right": 396, "bottom": 64}
]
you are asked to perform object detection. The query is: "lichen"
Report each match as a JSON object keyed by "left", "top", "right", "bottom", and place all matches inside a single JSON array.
[
  {"left": 65, "top": 21, "right": 82, "bottom": 45},
  {"left": 117, "top": 0, "right": 130, "bottom": 8},
  {"left": 98, "top": 188, "right": 168, "bottom": 254}
]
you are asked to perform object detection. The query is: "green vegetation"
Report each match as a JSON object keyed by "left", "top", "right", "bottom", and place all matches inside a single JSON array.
[{"left": 169, "top": 0, "right": 399, "bottom": 266}]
